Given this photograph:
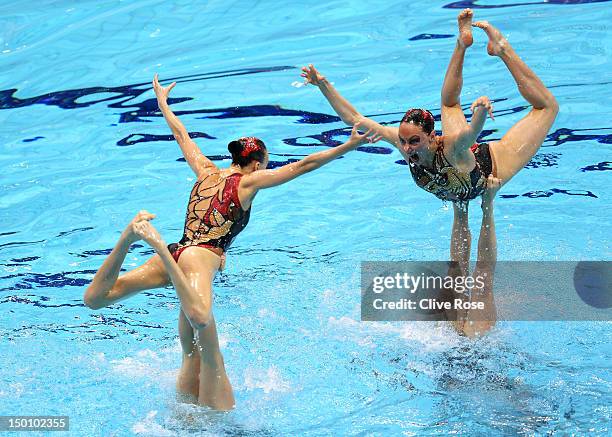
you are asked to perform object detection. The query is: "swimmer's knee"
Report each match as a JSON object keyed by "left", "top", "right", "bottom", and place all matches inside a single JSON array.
[
  {"left": 533, "top": 94, "right": 558, "bottom": 115},
  {"left": 548, "top": 95, "right": 559, "bottom": 115},
  {"left": 185, "top": 309, "right": 211, "bottom": 330},
  {"left": 84, "top": 281, "right": 118, "bottom": 310}
]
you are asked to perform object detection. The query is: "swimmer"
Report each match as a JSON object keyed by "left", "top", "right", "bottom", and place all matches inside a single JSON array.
[
  {"left": 301, "top": 9, "right": 558, "bottom": 206},
  {"left": 448, "top": 175, "right": 501, "bottom": 338},
  {"left": 83, "top": 74, "right": 381, "bottom": 410}
]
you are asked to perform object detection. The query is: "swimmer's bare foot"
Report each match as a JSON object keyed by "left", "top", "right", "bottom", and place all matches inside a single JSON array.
[
  {"left": 481, "top": 175, "right": 502, "bottom": 210},
  {"left": 457, "top": 9, "right": 474, "bottom": 48},
  {"left": 122, "top": 210, "right": 156, "bottom": 244},
  {"left": 473, "top": 21, "right": 508, "bottom": 56},
  {"left": 132, "top": 215, "right": 167, "bottom": 250}
]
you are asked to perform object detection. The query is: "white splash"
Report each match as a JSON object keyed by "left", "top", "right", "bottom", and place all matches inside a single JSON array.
[
  {"left": 131, "top": 410, "right": 176, "bottom": 436},
  {"left": 243, "top": 366, "right": 292, "bottom": 394}
]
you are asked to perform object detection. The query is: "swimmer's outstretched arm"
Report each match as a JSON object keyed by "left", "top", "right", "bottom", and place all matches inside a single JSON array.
[
  {"left": 241, "top": 122, "right": 381, "bottom": 192},
  {"left": 301, "top": 64, "right": 399, "bottom": 147},
  {"left": 153, "top": 74, "right": 216, "bottom": 177}
]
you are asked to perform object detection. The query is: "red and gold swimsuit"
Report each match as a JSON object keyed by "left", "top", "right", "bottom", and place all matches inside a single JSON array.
[{"left": 167, "top": 172, "right": 250, "bottom": 262}]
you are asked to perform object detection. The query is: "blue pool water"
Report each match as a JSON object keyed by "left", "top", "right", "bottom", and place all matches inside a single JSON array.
[{"left": 1, "top": 0, "right": 611, "bottom": 435}]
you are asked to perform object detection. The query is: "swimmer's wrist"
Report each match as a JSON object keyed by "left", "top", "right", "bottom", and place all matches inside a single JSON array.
[
  {"left": 318, "top": 77, "right": 331, "bottom": 88},
  {"left": 344, "top": 138, "right": 361, "bottom": 147}
]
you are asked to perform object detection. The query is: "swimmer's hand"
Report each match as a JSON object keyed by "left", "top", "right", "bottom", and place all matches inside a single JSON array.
[
  {"left": 153, "top": 73, "right": 176, "bottom": 102},
  {"left": 481, "top": 174, "right": 502, "bottom": 210},
  {"left": 219, "top": 253, "right": 226, "bottom": 272},
  {"left": 347, "top": 121, "right": 383, "bottom": 146},
  {"left": 301, "top": 64, "right": 326, "bottom": 87},
  {"left": 471, "top": 95, "right": 495, "bottom": 121}
]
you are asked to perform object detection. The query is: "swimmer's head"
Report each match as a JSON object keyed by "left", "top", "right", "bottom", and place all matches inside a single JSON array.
[
  {"left": 398, "top": 109, "right": 436, "bottom": 157},
  {"left": 228, "top": 137, "right": 268, "bottom": 171}
]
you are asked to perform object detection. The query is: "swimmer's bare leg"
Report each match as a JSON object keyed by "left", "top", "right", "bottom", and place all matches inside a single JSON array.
[
  {"left": 131, "top": 219, "right": 218, "bottom": 331},
  {"left": 195, "top": 315, "right": 235, "bottom": 410},
  {"left": 451, "top": 201, "right": 471, "bottom": 274},
  {"left": 441, "top": 8, "right": 474, "bottom": 136},
  {"left": 168, "top": 247, "right": 231, "bottom": 410},
  {"left": 176, "top": 309, "right": 201, "bottom": 404},
  {"left": 84, "top": 211, "right": 170, "bottom": 309},
  {"left": 462, "top": 175, "right": 500, "bottom": 338},
  {"left": 447, "top": 201, "right": 471, "bottom": 331},
  {"left": 473, "top": 21, "right": 558, "bottom": 183}
]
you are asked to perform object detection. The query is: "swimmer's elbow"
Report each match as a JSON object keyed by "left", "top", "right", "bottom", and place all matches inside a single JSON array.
[{"left": 299, "top": 156, "right": 319, "bottom": 174}]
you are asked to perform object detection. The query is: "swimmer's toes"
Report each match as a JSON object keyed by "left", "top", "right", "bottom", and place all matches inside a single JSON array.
[
  {"left": 457, "top": 9, "right": 474, "bottom": 48},
  {"left": 473, "top": 21, "right": 507, "bottom": 56}
]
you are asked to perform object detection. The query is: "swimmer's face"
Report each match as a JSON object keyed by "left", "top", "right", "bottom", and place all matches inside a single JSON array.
[{"left": 398, "top": 122, "right": 434, "bottom": 158}]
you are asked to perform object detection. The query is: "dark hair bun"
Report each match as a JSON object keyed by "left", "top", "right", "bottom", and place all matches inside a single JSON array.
[
  {"left": 228, "top": 140, "right": 242, "bottom": 155},
  {"left": 227, "top": 137, "right": 267, "bottom": 167},
  {"left": 401, "top": 108, "right": 435, "bottom": 134}
]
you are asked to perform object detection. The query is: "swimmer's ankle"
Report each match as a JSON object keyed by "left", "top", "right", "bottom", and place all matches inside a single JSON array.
[{"left": 481, "top": 198, "right": 494, "bottom": 211}]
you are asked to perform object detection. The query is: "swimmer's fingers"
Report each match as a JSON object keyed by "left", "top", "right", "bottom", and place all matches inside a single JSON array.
[
  {"left": 471, "top": 96, "right": 494, "bottom": 120},
  {"left": 368, "top": 133, "right": 383, "bottom": 143},
  {"left": 361, "top": 126, "right": 383, "bottom": 144},
  {"left": 362, "top": 128, "right": 375, "bottom": 141},
  {"left": 481, "top": 96, "right": 494, "bottom": 120},
  {"left": 301, "top": 64, "right": 324, "bottom": 86},
  {"left": 351, "top": 124, "right": 381, "bottom": 145},
  {"left": 486, "top": 174, "right": 502, "bottom": 188},
  {"left": 349, "top": 122, "right": 365, "bottom": 142},
  {"left": 361, "top": 128, "right": 374, "bottom": 139},
  {"left": 470, "top": 96, "right": 485, "bottom": 112},
  {"left": 481, "top": 99, "right": 494, "bottom": 121},
  {"left": 152, "top": 75, "right": 175, "bottom": 99},
  {"left": 301, "top": 66, "right": 311, "bottom": 84}
]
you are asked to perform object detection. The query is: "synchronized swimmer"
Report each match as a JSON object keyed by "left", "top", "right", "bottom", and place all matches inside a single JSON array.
[
  {"left": 84, "top": 9, "right": 557, "bottom": 409},
  {"left": 302, "top": 9, "right": 557, "bottom": 336},
  {"left": 84, "top": 76, "right": 380, "bottom": 410}
]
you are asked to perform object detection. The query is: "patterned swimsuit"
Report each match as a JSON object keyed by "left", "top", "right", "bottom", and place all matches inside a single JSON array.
[
  {"left": 408, "top": 142, "right": 493, "bottom": 202},
  {"left": 167, "top": 172, "right": 250, "bottom": 262}
]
